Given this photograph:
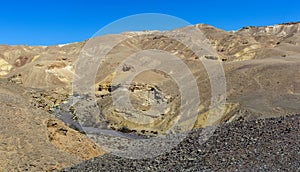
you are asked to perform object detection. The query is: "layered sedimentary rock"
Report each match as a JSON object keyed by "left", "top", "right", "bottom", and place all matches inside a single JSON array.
[{"left": 0, "top": 22, "right": 300, "bottom": 170}]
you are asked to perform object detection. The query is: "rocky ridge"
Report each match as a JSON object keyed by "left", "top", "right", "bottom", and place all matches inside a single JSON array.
[{"left": 0, "top": 22, "right": 299, "bottom": 170}]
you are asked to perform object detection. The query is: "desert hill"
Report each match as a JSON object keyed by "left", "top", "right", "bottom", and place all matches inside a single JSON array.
[{"left": 0, "top": 22, "right": 299, "bottom": 170}]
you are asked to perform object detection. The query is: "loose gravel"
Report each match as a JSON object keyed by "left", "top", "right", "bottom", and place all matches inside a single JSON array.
[{"left": 61, "top": 114, "right": 300, "bottom": 171}]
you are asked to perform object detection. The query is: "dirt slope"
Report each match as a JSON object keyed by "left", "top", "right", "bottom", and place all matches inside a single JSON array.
[
  {"left": 0, "top": 80, "right": 105, "bottom": 171},
  {"left": 0, "top": 22, "right": 299, "bottom": 170}
]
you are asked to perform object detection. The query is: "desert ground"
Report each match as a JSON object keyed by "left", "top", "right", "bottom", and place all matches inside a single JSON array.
[{"left": 0, "top": 22, "right": 299, "bottom": 171}]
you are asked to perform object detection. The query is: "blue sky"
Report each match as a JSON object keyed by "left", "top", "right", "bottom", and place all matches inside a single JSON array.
[{"left": 1, "top": 0, "right": 300, "bottom": 45}]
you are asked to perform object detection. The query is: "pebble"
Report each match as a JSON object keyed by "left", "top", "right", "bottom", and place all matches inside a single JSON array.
[{"left": 60, "top": 114, "right": 300, "bottom": 171}]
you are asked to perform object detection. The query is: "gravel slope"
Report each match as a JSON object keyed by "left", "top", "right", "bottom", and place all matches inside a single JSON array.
[{"left": 61, "top": 114, "right": 300, "bottom": 171}]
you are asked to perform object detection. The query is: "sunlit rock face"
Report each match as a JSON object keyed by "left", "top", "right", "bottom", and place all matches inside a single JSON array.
[
  {"left": 0, "top": 80, "right": 105, "bottom": 171},
  {"left": 0, "top": 22, "right": 300, "bottom": 137}
]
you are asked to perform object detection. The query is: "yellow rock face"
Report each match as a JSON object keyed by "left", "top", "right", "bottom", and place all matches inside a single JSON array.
[
  {"left": 0, "top": 58, "right": 12, "bottom": 77},
  {"left": 234, "top": 44, "right": 261, "bottom": 61},
  {"left": 194, "top": 103, "right": 240, "bottom": 128}
]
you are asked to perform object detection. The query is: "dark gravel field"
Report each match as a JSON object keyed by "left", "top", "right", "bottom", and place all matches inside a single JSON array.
[{"left": 61, "top": 114, "right": 300, "bottom": 171}]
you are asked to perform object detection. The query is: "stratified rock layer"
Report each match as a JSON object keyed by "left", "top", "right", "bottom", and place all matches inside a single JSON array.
[{"left": 0, "top": 22, "right": 299, "bottom": 170}]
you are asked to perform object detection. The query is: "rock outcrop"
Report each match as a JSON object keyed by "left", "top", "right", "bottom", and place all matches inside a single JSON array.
[
  {"left": 0, "top": 80, "right": 105, "bottom": 171},
  {"left": 0, "top": 22, "right": 299, "bottom": 170}
]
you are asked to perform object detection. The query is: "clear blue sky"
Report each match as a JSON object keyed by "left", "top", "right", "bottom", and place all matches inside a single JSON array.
[{"left": 1, "top": 0, "right": 300, "bottom": 45}]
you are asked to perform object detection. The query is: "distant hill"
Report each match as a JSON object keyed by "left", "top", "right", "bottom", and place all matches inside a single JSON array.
[{"left": 0, "top": 22, "right": 299, "bottom": 170}]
